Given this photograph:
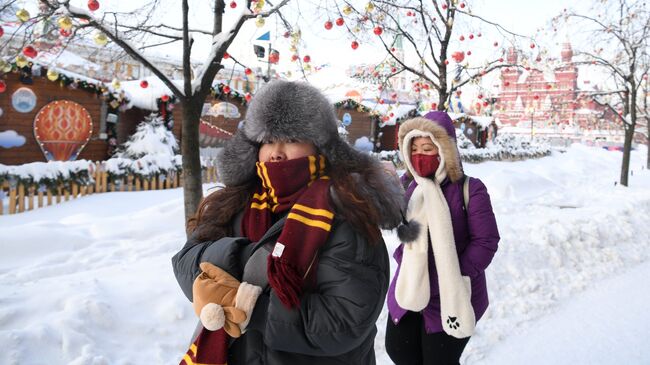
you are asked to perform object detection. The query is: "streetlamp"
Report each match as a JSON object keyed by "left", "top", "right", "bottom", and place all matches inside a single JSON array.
[{"left": 525, "top": 106, "right": 535, "bottom": 140}]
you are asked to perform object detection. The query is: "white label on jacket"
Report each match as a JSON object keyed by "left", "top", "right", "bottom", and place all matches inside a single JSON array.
[{"left": 272, "top": 242, "right": 285, "bottom": 258}]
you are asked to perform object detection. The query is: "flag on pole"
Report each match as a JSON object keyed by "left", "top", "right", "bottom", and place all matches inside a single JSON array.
[{"left": 256, "top": 31, "right": 271, "bottom": 41}]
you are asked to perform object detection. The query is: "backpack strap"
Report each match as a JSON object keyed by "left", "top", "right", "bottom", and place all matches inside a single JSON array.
[{"left": 462, "top": 175, "right": 470, "bottom": 212}]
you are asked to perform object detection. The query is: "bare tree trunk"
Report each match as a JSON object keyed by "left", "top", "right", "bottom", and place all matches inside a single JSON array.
[
  {"left": 647, "top": 121, "right": 650, "bottom": 169},
  {"left": 621, "top": 127, "right": 633, "bottom": 186},
  {"left": 181, "top": 100, "right": 203, "bottom": 222}
]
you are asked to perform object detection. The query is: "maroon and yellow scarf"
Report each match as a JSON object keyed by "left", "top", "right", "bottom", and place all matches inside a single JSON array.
[{"left": 242, "top": 155, "right": 335, "bottom": 308}]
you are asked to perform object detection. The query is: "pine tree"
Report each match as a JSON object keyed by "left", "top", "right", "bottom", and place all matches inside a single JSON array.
[{"left": 114, "top": 113, "right": 179, "bottom": 159}]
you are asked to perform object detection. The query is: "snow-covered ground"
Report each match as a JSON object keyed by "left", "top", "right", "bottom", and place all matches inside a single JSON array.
[{"left": 1, "top": 144, "right": 649, "bottom": 364}]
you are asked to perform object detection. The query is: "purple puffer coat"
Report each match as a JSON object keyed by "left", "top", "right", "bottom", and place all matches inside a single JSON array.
[{"left": 387, "top": 111, "right": 500, "bottom": 334}]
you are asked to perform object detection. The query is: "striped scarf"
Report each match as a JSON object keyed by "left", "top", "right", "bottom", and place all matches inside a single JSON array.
[{"left": 242, "top": 155, "right": 334, "bottom": 308}]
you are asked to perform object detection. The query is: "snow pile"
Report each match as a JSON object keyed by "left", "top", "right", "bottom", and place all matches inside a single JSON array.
[
  {"left": 0, "top": 160, "right": 95, "bottom": 188},
  {"left": 459, "top": 134, "right": 552, "bottom": 162}
]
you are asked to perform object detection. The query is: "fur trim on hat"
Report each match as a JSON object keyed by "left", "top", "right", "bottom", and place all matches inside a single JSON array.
[
  {"left": 216, "top": 130, "right": 260, "bottom": 186},
  {"left": 398, "top": 117, "right": 463, "bottom": 183},
  {"left": 243, "top": 80, "right": 339, "bottom": 147}
]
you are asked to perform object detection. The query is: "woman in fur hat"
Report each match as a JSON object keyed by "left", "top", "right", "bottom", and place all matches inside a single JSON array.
[
  {"left": 385, "top": 111, "right": 500, "bottom": 365},
  {"left": 172, "top": 80, "right": 404, "bottom": 365}
]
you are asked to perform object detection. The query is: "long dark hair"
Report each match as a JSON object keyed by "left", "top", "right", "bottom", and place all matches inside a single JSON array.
[{"left": 188, "top": 160, "right": 392, "bottom": 245}]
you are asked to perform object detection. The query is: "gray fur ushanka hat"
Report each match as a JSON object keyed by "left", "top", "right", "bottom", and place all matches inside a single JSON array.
[{"left": 217, "top": 80, "right": 404, "bottom": 229}]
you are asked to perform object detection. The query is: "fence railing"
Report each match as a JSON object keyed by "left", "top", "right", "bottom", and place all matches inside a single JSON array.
[{"left": 0, "top": 162, "right": 219, "bottom": 215}]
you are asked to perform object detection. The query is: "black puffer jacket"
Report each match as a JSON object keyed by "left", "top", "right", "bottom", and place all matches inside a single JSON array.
[{"left": 172, "top": 213, "right": 389, "bottom": 365}]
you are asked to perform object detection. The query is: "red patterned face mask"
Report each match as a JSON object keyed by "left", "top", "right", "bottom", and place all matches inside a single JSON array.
[{"left": 411, "top": 153, "right": 440, "bottom": 177}]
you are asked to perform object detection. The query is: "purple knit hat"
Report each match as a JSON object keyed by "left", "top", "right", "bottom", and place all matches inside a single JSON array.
[{"left": 423, "top": 111, "right": 456, "bottom": 141}]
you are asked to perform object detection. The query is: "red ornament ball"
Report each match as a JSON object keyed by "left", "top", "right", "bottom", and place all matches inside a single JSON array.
[
  {"left": 23, "top": 45, "right": 38, "bottom": 58},
  {"left": 459, "top": 35, "right": 465, "bottom": 41},
  {"left": 161, "top": 95, "right": 170, "bottom": 102},
  {"left": 493, "top": 41, "right": 499, "bottom": 47},
  {"left": 140, "top": 80, "right": 149, "bottom": 88},
  {"left": 245, "top": 93, "right": 252, "bottom": 102},
  {"left": 283, "top": 31, "right": 290, "bottom": 38},
  {"left": 229, "top": 1, "right": 237, "bottom": 8},
  {"left": 223, "top": 85, "right": 231, "bottom": 94},
  {"left": 245, "top": 68, "right": 252, "bottom": 75},
  {"left": 530, "top": 43, "right": 536, "bottom": 49},
  {"left": 223, "top": 52, "right": 230, "bottom": 59},
  {"left": 291, "top": 54, "right": 298, "bottom": 62},
  {"left": 351, "top": 41, "right": 359, "bottom": 50},
  {"left": 0, "top": 80, "right": 6, "bottom": 93},
  {"left": 324, "top": 21, "right": 333, "bottom": 30},
  {"left": 431, "top": 103, "right": 438, "bottom": 109},
  {"left": 0, "top": 25, "right": 4, "bottom": 38},
  {"left": 444, "top": 59, "right": 449, "bottom": 65},
  {"left": 88, "top": 0, "right": 100, "bottom": 11},
  {"left": 373, "top": 26, "right": 383, "bottom": 36},
  {"left": 451, "top": 51, "right": 465, "bottom": 63},
  {"left": 460, "top": 3, "right": 466, "bottom": 8},
  {"left": 303, "top": 55, "right": 311, "bottom": 63},
  {"left": 469, "top": 34, "right": 474, "bottom": 40},
  {"left": 336, "top": 17, "right": 344, "bottom": 26},
  {"left": 467, "top": 50, "right": 472, "bottom": 56},
  {"left": 60, "top": 28, "right": 71, "bottom": 37}
]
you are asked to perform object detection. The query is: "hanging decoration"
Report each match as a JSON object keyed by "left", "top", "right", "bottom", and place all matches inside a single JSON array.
[
  {"left": 351, "top": 41, "right": 359, "bottom": 50},
  {"left": 324, "top": 20, "right": 333, "bottom": 30},
  {"left": 88, "top": 0, "right": 100, "bottom": 11},
  {"left": 0, "top": 80, "right": 6, "bottom": 93},
  {"left": 94, "top": 32, "right": 109, "bottom": 46},
  {"left": 373, "top": 26, "right": 383, "bottom": 36},
  {"left": 0, "top": 25, "right": 4, "bottom": 38},
  {"left": 0, "top": 59, "right": 11, "bottom": 73},
  {"left": 156, "top": 95, "right": 177, "bottom": 130},
  {"left": 230, "top": 1, "right": 237, "bottom": 8},
  {"left": 342, "top": 5, "right": 353, "bottom": 15},
  {"left": 140, "top": 80, "right": 149, "bottom": 88},
  {"left": 16, "top": 9, "right": 30, "bottom": 22},
  {"left": 60, "top": 29, "right": 72, "bottom": 37},
  {"left": 365, "top": 2, "right": 375, "bottom": 12},
  {"left": 23, "top": 46, "right": 38, "bottom": 59},
  {"left": 255, "top": 15, "right": 265, "bottom": 28},
  {"left": 336, "top": 17, "right": 344, "bottom": 26},
  {"left": 46, "top": 68, "right": 59, "bottom": 81},
  {"left": 58, "top": 16, "right": 73, "bottom": 31},
  {"left": 111, "top": 78, "right": 121, "bottom": 89},
  {"left": 33, "top": 100, "right": 93, "bottom": 161}
]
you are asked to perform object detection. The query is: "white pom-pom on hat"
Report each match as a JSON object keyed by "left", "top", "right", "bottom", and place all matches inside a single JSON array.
[{"left": 200, "top": 303, "right": 225, "bottom": 331}]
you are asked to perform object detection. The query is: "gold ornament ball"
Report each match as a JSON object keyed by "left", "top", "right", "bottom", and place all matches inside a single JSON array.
[
  {"left": 255, "top": 15, "right": 265, "bottom": 28},
  {"left": 47, "top": 69, "right": 59, "bottom": 81},
  {"left": 15, "top": 55, "right": 29, "bottom": 68},
  {"left": 342, "top": 5, "right": 353, "bottom": 15},
  {"left": 16, "top": 9, "right": 30, "bottom": 22},
  {"left": 94, "top": 32, "right": 109, "bottom": 46},
  {"left": 365, "top": 2, "right": 375, "bottom": 12},
  {"left": 58, "top": 16, "right": 73, "bottom": 31},
  {"left": 112, "top": 78, "right": 121, "bottom": 89}
]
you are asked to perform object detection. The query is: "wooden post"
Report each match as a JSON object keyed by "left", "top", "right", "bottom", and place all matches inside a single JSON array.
[
  {"left": 179, "top": 172, "right": 184, "bottom": 187},
  {"left": 18, "top": 184, "right": 25, "bottom": 213},
  {"left": 95, "top": 162, "right": 101, "bottom": 193},
  {"left": 80, "top": 185, "right": 87, "bottom": 197},
  {"left": 135, "top": 177, "right": 141, "bottom": 191},
  {"left": 102, "top": 172, "right": 108, "bottom": 193},
  {"left": 127, "top": 175, "right": 134, "bottom": 192},
  {"left": 56, "top": 186, "right": 62, "bottom": 203},
  {"left": 172, "top": 173, "right": 178, "bottom": 188},
  {"left": 64, "top": 188, "right": 70, "bottom": 202},
  {"left": 72, "top": 183, "right": 79, "bottom": 199},
  {"left": 165, "top": 173, "right": 171, "bottom": 189},
  {"left": 143, "top": 178, "right": 149, "bottom": 191},
  {"left": 9, "top": 186, "right": 17, "bottom": 214},
  {"left": 38, "top": 190, "right": 44, "bottom": 208},
  {"left": 158, "top": 175, "right": 165, "bottom": 190},
  {"left": 28, "top": 186, "right": 35, "bottom": 211},
  {"left": 47, "top": 190, "right": 53, "bottom": 206},
  {"left": 119, "top": 178, "right": 126, "bottom": 192},
  {"left": 109, "top": 181, "right": 115, "bottom": 193}
]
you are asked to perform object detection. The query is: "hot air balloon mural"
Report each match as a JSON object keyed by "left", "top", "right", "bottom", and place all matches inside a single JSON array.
[{"left": 33, "top": 100, "right": 93, "bottom": 161}]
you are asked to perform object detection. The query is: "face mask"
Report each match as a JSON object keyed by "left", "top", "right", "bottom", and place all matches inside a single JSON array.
[{"left": 411, "top": 153, "right": 440, "bottom": 177}]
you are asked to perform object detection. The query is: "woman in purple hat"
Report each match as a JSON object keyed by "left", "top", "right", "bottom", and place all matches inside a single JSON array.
[{"left": 385, "top": 111, "right": 500, "bottom": 365}]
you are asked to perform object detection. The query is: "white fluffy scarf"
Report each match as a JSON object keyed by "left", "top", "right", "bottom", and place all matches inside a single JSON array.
[{"left": 395, "top": 129, "right": 475, "bottom": 338}]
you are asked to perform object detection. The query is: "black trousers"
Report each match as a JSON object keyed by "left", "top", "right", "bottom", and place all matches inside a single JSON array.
[{"left": 385, "top": 311, "right": 470, "bottom": 365}]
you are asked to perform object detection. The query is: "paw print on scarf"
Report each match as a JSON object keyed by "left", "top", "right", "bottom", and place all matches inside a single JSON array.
[{"left": 447, "top": 316, "right": 460, "bottom": 330}]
